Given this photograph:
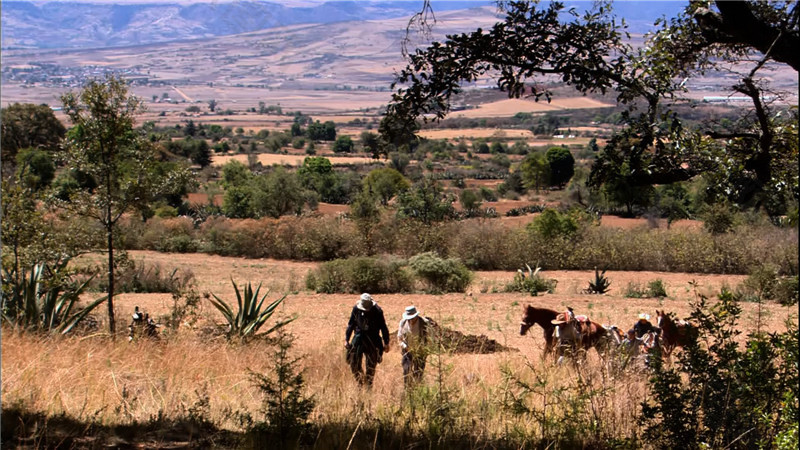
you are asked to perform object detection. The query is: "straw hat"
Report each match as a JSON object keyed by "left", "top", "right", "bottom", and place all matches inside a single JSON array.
[
  {"left": 357, "top": 293, "right": 374, "bottom": 311},
  {"left": 551, "top": 313, "right": 568, "bottom": 325}
]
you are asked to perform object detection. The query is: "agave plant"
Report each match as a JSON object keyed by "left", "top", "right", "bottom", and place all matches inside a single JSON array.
[
  {"left": 586, "top": 268, "right": 611, "bottom": 294},
  {"left": 510, "top": 263, "right": 557, "bottom": 296},
  {"left": 2, "top": 262, "right": 107, "bottom": 334},
  {"left": 209, "top": 279, "right": 295, "bottom": 340}
]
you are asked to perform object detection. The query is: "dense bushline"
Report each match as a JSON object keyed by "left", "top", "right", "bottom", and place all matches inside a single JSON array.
[{"left": 120, "top": 215, "right": 798, "bottom": 275}]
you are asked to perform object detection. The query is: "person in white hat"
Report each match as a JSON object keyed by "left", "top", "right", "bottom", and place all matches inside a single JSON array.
[
  {"left": 344, "top": 293, "right": 390, "bottom": 387},
  {"left": 397, "top": 305, "right": 431, "bottom": 386}
]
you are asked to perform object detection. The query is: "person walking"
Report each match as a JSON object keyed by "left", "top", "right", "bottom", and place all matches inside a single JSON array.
[
  {"left": 345, "top": 293, "right": 390, "bottom": 386},
  {"left": 397, "top": 305, "right": 430, "bottom": 387}
]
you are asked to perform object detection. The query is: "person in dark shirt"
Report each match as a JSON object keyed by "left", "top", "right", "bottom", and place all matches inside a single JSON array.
[{"left": 345, "top": 293, "right": 391, "bottom": 386}]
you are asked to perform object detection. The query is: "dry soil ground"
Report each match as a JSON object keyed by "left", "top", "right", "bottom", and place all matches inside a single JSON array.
[{"left": 105, "top": 250, "right": 786, "bottom": 362}]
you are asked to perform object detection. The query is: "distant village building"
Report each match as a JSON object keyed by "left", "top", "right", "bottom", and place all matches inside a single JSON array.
[{"left": 702, "top": 96, "right": 768, "bottom": 103}]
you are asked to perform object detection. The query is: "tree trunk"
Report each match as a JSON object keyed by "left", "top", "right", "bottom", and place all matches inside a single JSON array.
[{"left": 107, "top": 219, "right": 116, "bottom": 336}]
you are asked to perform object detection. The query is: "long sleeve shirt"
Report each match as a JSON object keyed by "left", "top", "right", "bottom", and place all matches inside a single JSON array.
[
  {"left": 397, "top": 317, "right": 428, "bottom": 352},
  {"left": 345, "top": 304, "right": 390, "bottom": 350}
]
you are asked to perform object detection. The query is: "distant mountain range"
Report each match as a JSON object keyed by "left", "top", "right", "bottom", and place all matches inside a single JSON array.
[{"left": 2, "top": 1, "right": 685, "bottom": 50}]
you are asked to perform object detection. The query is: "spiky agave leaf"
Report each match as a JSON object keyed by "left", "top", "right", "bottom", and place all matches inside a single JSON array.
[{"left": 210, "top": 279, "right": 292, "bottom": 340}]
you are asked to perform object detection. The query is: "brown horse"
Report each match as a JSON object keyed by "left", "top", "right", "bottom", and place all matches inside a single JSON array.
[
  {"left": 519, "top": 305, "right": 559, "bottom": 358},
  {"left": 551, "top": 308, "right": 611, "bottom": 364},
  {"left": 655, "top": 310, "right": 698, "bottom": 359}
]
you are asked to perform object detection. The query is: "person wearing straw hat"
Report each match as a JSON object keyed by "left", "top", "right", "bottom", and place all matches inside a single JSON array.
[
  {"left": 345, "top": 293, "right": 391, "bottom": 387},
  {"left": 632, "top": 313, "right": 660, "bottom": 339},
  {"left": 397, "top": 305, "right": 431, "bottom": 386}
]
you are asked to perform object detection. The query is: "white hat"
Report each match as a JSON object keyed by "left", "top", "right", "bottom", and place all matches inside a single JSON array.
[
  {"left": 402, "top": 305, "right": 420, "bottom": 320},
  {"left": 357, "top": 293, "right": 374, "bottom": 311},
  {"left": 638, "top": 313, "right": 651, "bottom": 322}
]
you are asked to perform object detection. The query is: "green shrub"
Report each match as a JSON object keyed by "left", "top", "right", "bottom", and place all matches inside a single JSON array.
[
  {"left": 647, "top": 279, "right": 668, "bottom": 298},
  {"left": 623, "top": 281, "right": 646, "bottom": 298},
  {"left": 774, "top": 276, "right": 799, "bottom": 306},
  {"left": 95, "top": 261, "right": 195, "bottom": 294},
  {"left": 305, "top": 256, "right": 414, "bottom": 294},
  {"left": 157, "top": 234, "right": 199, "bottom": 253},
  {"left": 701, "top": 202, "right": 737, "bottom": 235},
  {"left": 248, "top": 329, "right": 315, "bottom": 443},
  {"left": 505, "top": 264, "right": 557, "bottom": 295},
  {"left": 528, "top": 209, "right": 579, "bottom": 239},
  {"left": 641, "top": 290, "right": 798, "bottom": 449},
  {"left": 623, "top": 279, "right": 666, "bottom": 298},
  {"left": 742, "top": 264, "right": 780, "bottom": 300},
  {"left": 408, "top": 252, "right": 473, "bottom": 293}
]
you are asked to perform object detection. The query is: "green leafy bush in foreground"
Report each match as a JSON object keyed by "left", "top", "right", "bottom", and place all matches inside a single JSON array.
[{"left": 642, "top": 290, "right": 798, "bottom": 449}]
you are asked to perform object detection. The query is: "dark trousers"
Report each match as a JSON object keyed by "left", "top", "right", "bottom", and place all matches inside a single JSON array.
[
  {"left": 402, "top": 350, "right": 426, "bottom": 386},
  {"left": 348, "top": 341, "right": 381, "bottom": 386}
]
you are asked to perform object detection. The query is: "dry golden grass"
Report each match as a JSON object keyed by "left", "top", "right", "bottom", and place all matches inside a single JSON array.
[{"left": 3, "top": 250, "right": 793, "bottom": 443}]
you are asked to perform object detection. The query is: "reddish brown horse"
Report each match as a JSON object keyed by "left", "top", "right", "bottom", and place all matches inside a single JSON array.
[
  {"left": 655, "top": 310, "right": 698, "bottom": 359},
  {"left": 519, "top": 305, "right": 559, "bottom": 358},
  {"left": 551, "top": 308, "right": 611, "bottom": 364}
]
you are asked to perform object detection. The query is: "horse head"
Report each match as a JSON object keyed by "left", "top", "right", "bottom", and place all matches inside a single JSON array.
[{"left": 520, "top": 305, "right": 534, "bottom": 336}]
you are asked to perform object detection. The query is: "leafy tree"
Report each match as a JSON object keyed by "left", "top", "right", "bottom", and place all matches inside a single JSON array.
[
  {"left": 389, "top": 151, "right": 411, "bottom": 175},
  {"left": 360, "top": 131, "right": 382, "bottom": 158},
  {"left": 519, "top": 151, "right": 550, "bottom": 193},
  {"left": 602, "top": 162, "right": 655, "bottom": 216},
  {"left": 184, "top": 119, "right": 197, "bottom": 137},
  {"left": 250, "top": 167, "right": 306, "bottom": 218},
  {"left": 15, "top": 148, "right": 55, "bottom": 191},
  {"left": 332, "top": 135, "right": 354, "bottom": 153},
  {"left": 545, "top": 146, "right": 575, "bottom": 187},
  {"left": 363, "top": 167, "right": 410, "bottom": 206},
  {"left": 1, "top": 180, "right": 98, "bottom": 294},
  {"left": 656, "top": 182, "right": 692, "bottom": 226},
  {"left": 349, "top": 188, "right": 381, "bottom": 254},
  {"left": 222, "top": 185, "right": 253, "bottom": 219},
  {"left": 0, "top": 103, "right": 66, "bottom": 172},
  {"left": 208, "top": 99, "right": 217, "bottom": 112},
  {"left": 459, "top": 188, "right": 482, "bottom": 217},
  {"left": 306, "top": 120, "right": 336, "bottom": 141},
  {"left": 473, "top": 140, "right": 490, "bottom": 154},
  {"left": 59, "top": 75, "right": 191, "bottom": 335},
  {"left": 500, "top": 170, "right": 526, "bottom": 195},
  {"left": 396, "top": 178, "right": 455, "bottom": 224},
  {"left": 221, "top": 159, "right": 252, "bottom": 188},
  {"left": 305, "top": 140, "right": 316, "bottom": 155},
  {"left": 587, "top": 137, "right": 600, "bottom": 153},
  {"left": 190, "top": 139, "right": 212, "bottom": 168},
  {"left": 296, "top": 157, "right": 357, "bottom": 204},
  {"left": 490, "top": 141, "right": 506, "bottom": 154},
  {"left": 385, "top": 1, "right": 799, "bottom": 215}
]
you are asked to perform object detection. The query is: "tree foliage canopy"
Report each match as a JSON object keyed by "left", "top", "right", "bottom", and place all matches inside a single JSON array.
[
  {"left": 383, "top": 0, "right": 798, "bottom": 214},
  {"left": 0, "top": 103, "right": 66, "bottom": 169}
]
